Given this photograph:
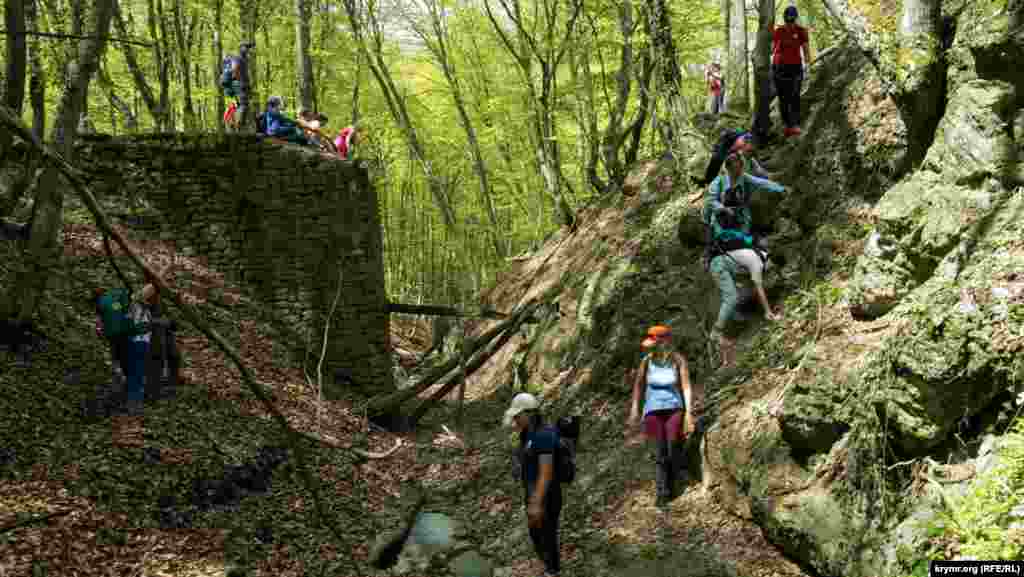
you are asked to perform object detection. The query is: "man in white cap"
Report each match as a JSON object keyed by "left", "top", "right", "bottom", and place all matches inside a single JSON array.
[{"left": 504, "top": 393, "right": 562, "bottom": 576}]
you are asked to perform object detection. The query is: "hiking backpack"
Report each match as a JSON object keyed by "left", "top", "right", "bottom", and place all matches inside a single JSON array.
[
  {"left": 220, "top": 56, "right": 239, "bottom": 97},
  {"left": 554, "top": 416, "right": 580, "bottom": 484},
  {"left": 702, "top": 129, "right": 744, "bottom": 186},
  {"left": 97, "top": 288, "right": 143, "bottom": 338}
]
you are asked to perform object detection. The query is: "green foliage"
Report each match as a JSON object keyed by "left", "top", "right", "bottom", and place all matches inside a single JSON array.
[
  {"left": 935, "top": 417, "right": 1024, "bottom": 560},
  {"left": 15, "top": 0, "right": 840, "bottom": 311}
]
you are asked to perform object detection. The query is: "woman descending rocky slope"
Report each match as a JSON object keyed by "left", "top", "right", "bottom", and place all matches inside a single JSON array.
[{"left": 446, "top": 5, "right": 1024, "bottom": 574}]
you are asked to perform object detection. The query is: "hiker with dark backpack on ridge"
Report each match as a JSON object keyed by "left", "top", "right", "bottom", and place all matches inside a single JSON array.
[
  {"left": 220, "top": 54, "right": 242, "bottom": 129},
  {"left": 705, "top": 153, "right": 785, "bottom": 367},
  {"left": 628, "top": 325, "right": 703, "bottom": 508},
  {"left": 220, "top": 43, "right": 254, "bottom": 130},
  {"left": 772, "top": 5, "right": 811, "bottom": 138},
  {"left": 705, "top": 60, "right": 724, "bottom": 115},
  {"left": 505, "top": 393, "right": 576, "bottom": 577}
]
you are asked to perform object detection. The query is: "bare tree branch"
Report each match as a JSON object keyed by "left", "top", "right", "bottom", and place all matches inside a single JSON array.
[{"left": 0, "top": 28, "right": 152, "bottom": 46}]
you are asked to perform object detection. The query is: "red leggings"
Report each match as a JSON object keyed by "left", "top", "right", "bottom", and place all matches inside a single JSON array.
[{"left": 643, "top": 409, "right": 684, "bottom": 441}]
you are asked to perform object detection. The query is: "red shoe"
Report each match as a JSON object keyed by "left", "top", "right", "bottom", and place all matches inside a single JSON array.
[
  {"left": 791, "top": 126, "right": 803, "bottom": 136},
  {"left": 783, "top": 127, "right": 795, "bottom": 137}
]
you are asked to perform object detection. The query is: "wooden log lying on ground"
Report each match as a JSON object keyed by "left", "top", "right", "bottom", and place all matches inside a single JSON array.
[
  {"left": 409, "top": 302, "right": 542, "bottom": 424},
  {"left": 365, "top": 301, "right": 540, "bottom": 416}
]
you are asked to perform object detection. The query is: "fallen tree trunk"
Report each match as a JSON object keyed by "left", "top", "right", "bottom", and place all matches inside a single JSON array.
[
  {"left": 365, "top": 301, "right": 541, "bottom": 415},
  {"left": 409, "top": 302, "right": 541, "bottom": 424},
  {"left": 386, "top": 302, "right": 512, "bottom": 319}
]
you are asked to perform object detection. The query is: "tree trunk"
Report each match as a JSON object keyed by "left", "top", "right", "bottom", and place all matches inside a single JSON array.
[
  {"left": 295, "top": 0, "right": 314, "bottom": 113},
  {"left": 153, "top": 0, "right": 173, "bottom": 130},
  {"left": 350, "top": 50, "right": 360, "bottom": 125},
  {"left": 238, "top": 0, "right": 258, "bottom": 130},
  {"left": 212, "top": 0, "right": 224, "bottom": 132},
  {"left": 4, "top": 0, "right": 114, "bottom": 323},
  {"left": 368, "top": 302, "right": 540, "bottom": 417},
  {"left": 412, "top": 0, "right": 505, "bottom": 257},
  {"left": 5, "top": 0, "right": 27, "bottom": 114},
  {"left": 721, "top": 0, "right": 729, "bottom": 65},
  {"left": 342, "top": 0, "right": 457, "bottom": 230},
  {"left": 578, "top": 18, "right": 605, "bottom": 194},
  {"left": 409, "top": 303, "right": 539, "bottom": 423},
  {"left": 97, "top": 60, "right": 138, "bottom": 131},
  {"left": 751, "top": 0, "right": 775, "bottom": 142},
  {"left": 27, "top": 0, "right": 45, "bottom": 138},
  {"left": 727, "top": 0, "right": 749, "bottom": 114},
  {"left": 482, "top": 0, "right": 581, "bottom": 229},
  {"left": 171, "top": 0, "right": 197, "bottom": 130},
  {"left": 646, "top": 0, "right": 686, "bottom": 149},
  {"left": 821, "top": 0, "right": 944, "bottom": 166},
  {"left": 113, "top": 1, "right": 169, "bottom": 130}
]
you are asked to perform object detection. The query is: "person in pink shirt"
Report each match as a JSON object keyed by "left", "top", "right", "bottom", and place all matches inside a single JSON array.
[{"left": 334, "top": 124, "right": 362, "bottom": 160}]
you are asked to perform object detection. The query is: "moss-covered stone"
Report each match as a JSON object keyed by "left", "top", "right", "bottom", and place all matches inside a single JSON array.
[
  {"left": 848, "top": 79, "right": 1017, "bottom": 318},
  {"left": 946, "top": 0, "right": 1024, "bottom": 94},
  {"left": 779, "top": 381, "right": 852, "bottom": 456},
  {"left": 856, "top": 192, "right": 1024, "bottom": 454},
  {"left": 922, "top": 80, "right": 1017, "bottom": 186}
]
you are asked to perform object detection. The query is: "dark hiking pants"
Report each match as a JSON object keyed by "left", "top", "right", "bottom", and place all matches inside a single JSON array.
[
  {"left": 526, "top": 488, "right": 562, "bottom": 575},
  {"left": 108, "top": 335, "right": 132, "bottom": 383},
  {"left": 773, "top": 64, "right": 804, "bottom": 128},
  {"left": 654, "top": 437, "right": 690, "bottom": 502},
  {"left": 145, "top": 318, "right": 180, "bottom": 400}
]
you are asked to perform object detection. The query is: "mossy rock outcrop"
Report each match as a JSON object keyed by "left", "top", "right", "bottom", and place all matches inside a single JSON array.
[
  {"left": 778, "top": 381, "right": 852, "bottom": 457},
  {"left": 946, "top": 0, "right": 1024, "bottom": 96},
  {"left": 855, "top": 193, "right": 1024, "bottom": 454},
  {"left": 848, "top": 79, "right": 1017, "bottom": 318}
]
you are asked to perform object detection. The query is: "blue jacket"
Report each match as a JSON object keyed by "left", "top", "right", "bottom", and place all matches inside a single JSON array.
[{"left": 263, "top": 110, "right": 298, "bottom": 137}]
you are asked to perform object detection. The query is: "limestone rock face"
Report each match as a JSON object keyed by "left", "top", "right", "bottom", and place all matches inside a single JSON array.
[
  {"left": 922, "top": 80, "right": 1017, "bottom": 186},
  {"left": 778, "top": 382, "right": 851, "bottom": 456},
  {"left": 848, "top": 80, "right": 1017, "bottom": 319}
]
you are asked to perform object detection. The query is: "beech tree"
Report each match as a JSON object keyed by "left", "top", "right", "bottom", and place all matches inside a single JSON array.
[
  {"left": 483, "top": 0, "right": 582, "bottom": 229},
  {"left": 5, "top": 0, "right": 27, "bottom": 114},
  {"left": 3, "top": 0, "right": 115, "bottom": 322},
  {"left": 752, "top": 0, "right": 775, "bottom": 142},
  {"left": 726, "top": 0, "right": 748, "bottom": 113},
  {"left": 296, "top": 0, "right": 314, "bottom": 112},
  {"left": 113, "top": 0, "right": 172, "bottom": 129}
]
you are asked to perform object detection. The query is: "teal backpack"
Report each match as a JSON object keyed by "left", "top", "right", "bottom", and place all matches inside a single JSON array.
[{"left": 98, "top": 288, "right": 143, "bottom": 338}]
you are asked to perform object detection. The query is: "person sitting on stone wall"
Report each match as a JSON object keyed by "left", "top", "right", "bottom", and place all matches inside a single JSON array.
[
  {"left": 335, "top": 123, "right": 363, "bottom": 160},
  {"left": 259, "top": 96, "right": 313, "bottom": 147},
  {"left": 298, "top": 109, "right": 336, "bottom": 153}
]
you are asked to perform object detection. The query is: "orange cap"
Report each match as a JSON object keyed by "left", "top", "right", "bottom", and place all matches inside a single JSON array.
[{"left": 647, "top": 325, "right": 672, "bottom": 338}]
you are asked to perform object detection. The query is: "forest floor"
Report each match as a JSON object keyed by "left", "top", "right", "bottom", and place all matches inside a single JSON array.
[{"left": 1, "top": 178, "right": 813, "bottom": 577}]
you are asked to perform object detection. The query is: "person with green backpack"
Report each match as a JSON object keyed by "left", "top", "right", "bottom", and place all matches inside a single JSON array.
[
  {"left": 95, "top": 284, "right": 157, "bottom": 414},
  {"left": 704, "top": 153, "right": 785, "bottom": 367}
]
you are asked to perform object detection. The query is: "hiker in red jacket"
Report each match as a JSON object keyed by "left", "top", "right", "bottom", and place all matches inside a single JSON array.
[
  {"left": 772, "top": 6, "right": 811, "bottom": 137},
  {"left": 705, "top": 61, "right": 724, "bottom": 115}
]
